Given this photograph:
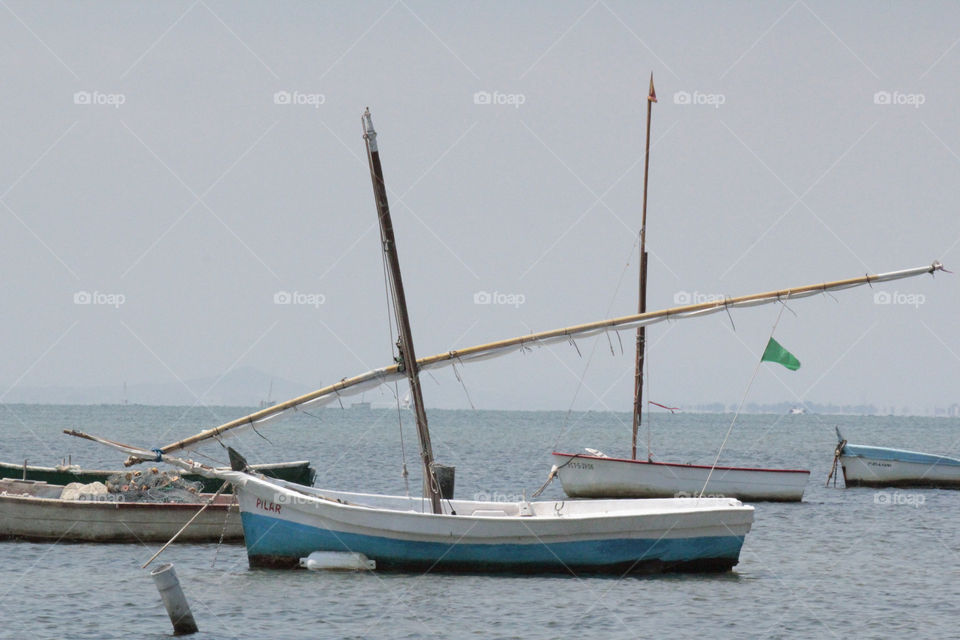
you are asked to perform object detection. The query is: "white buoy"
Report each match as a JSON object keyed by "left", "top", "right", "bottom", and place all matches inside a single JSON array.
[
  {"left": 150, "top": 562, "right": 199, "bottom": 635},
  {"left": 299, "top": 551, "right": 376, "bottom": 571}
]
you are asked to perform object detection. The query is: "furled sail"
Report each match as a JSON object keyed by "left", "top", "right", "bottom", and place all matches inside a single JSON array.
[{"left": 142, "top": 261, "right": 943, "bottom": 461}]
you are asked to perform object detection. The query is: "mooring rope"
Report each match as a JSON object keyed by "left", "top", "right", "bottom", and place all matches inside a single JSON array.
[
  {"left": 826, "top": 432, "right": 847, "bottom": 487},
  {"left": 211, "top": 490, "right": 235, "bottom": 568},
  {"left": 143, "top": 480, "right": 231, "bottom": 569},
  {"left": 531, "top": 454, "right": 581, "bottom": 498},
  {"left": 698, "top": 303, "right": 787, "bottom": 498}
]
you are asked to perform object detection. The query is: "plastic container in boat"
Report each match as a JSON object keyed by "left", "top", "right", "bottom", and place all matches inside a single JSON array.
[{"left": 299, "top": 551, "right": 376, "bottom": 571}]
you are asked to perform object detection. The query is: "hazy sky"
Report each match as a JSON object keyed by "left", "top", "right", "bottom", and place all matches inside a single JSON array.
[{"left": 0, "top": 1, "right": 957, "bottom": 413}]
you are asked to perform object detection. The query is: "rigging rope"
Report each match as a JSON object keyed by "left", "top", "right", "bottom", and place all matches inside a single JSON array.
[
  {"left": 553, "top": 237, "right": 640, "bottom": 450},
  {"left": 452, "top": 362, "right": 476, "bottom": 410},
  {"left": 380, "top": 231, "right": 411, "bottom": 499},
  {"left": 698, "top": 303, "right": 788, "bottom": 498},
  {"left": 185, "top": 445, "right": 229, "bottom": 468},
  {"left": 645, "top": 352, "right": 652, "bottom": 461}
]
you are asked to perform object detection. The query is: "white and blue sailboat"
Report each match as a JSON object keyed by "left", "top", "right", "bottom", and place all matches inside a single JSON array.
[
  {"left": 209, "top": 109, "right": 753, "bottom": 574},
  {"left": 228, "top": 469, "right": 752, "bottom": 572},
  {"left": 88, "top": 109, "right": 760, "bottom": 574}
]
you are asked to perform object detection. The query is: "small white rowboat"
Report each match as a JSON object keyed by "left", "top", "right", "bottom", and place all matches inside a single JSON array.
[
  {"left": 0, "top": 479, "right": 242, "bottom": 543},
  {"left": 553, "top": 453, "right": 810, "bottom": 502}
]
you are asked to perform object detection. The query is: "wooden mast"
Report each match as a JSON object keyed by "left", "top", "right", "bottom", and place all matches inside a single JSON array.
[
  {"left": 362, "top": 108, "right": 443, "bottom": 515},
  {"left": 632, "top": 74, "right": 656, "bottom": 461}
]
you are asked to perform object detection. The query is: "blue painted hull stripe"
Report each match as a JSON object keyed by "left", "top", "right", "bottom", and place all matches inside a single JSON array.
[
  {"left": 843, "top": 444, "right": 960, "bottom": 467},
  {"left": 240, "top": 512, "right": 745, "bottom": 569}
]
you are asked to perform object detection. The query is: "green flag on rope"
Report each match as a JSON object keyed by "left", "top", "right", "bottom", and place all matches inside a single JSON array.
[{"left": 761, "top": 337, "right": 801, "bottom": 371}]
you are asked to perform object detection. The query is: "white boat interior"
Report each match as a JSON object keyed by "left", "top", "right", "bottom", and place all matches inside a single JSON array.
[{"left": 264, "top": 476, "right": 750, "bottom": 519}]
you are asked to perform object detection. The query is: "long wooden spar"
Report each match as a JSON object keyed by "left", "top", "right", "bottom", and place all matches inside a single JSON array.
[{"left": 135, "top": 261, "right": 943, "bottom": 462}]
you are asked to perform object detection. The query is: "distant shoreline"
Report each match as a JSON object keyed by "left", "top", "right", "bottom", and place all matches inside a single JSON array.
[{"left": 1, "top": 402, "right": 957, "bottom": 419}]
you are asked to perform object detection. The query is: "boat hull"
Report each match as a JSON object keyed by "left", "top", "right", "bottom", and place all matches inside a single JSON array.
[
  {"left": 231, "top": 474, "right": 754, "bottom": 574},
  {"left": 840, "top": 443, "right": 960, "bottom": 488},
  {"left": 0, "top": 482, "right": 243, "bottom": 543},
  {"left": 0, "top": 459, "right": 315, "bottom": 492},
  {"left": 553, "top": 453, "right": 810, "bottom": 502}
]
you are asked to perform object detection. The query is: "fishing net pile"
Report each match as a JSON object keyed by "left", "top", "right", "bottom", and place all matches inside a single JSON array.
[
  {"left": 102, "top": 467, "right": 204, "bottom": 503},
  {"left": 60, "top": 482, "right": 110, "bottom": 501}
]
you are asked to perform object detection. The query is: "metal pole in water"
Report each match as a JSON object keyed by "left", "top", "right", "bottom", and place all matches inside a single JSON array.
[{"left": 150, "top": 562, "right": 199, "bottom": 635}]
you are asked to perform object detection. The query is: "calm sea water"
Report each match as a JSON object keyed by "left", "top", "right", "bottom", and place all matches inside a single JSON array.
[{"left": 1, "top": 405, "right": 958, "bottom": 639}]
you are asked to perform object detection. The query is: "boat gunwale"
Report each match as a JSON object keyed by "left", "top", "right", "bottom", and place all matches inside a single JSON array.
[
  {"left": 238, "top": 475, "right": 755, "bottom": 524},
  {"left": 0, "top": 492, "right": 236, "bottom": 510}
]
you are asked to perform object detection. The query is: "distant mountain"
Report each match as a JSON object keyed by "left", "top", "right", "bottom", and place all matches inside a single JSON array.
[{"left": 4, "top": 366, "right": 314, "bottom": 407}]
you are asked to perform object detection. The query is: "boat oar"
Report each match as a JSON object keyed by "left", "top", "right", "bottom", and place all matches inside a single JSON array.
[{"left": 142, "top": 480, "right": 232, "bottom": 569}]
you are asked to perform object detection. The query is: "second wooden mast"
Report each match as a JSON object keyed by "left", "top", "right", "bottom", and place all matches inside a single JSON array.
[
  {"left": 362, "top": 108, "right": 443, "bottom": 514},
  {"left": 632, "top": 74, "right": 656, "bottom": 461}
]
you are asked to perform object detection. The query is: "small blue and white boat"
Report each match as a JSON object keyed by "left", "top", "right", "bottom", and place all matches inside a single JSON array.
[
  {"left": 225, "top": 470, "right": 753, "bottom": 573},
  {"left": 834, "top": 429, "right": 960, "bottom": 488}
]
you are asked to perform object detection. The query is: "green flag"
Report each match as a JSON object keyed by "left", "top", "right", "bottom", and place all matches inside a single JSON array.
[{"left": 761, "top": 337, "right": 801, "bottom": 371}]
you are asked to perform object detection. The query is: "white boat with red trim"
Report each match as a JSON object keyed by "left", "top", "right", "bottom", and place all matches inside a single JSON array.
[{"left": 552, "top": 452, "right": 810, "bottom": 501}]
